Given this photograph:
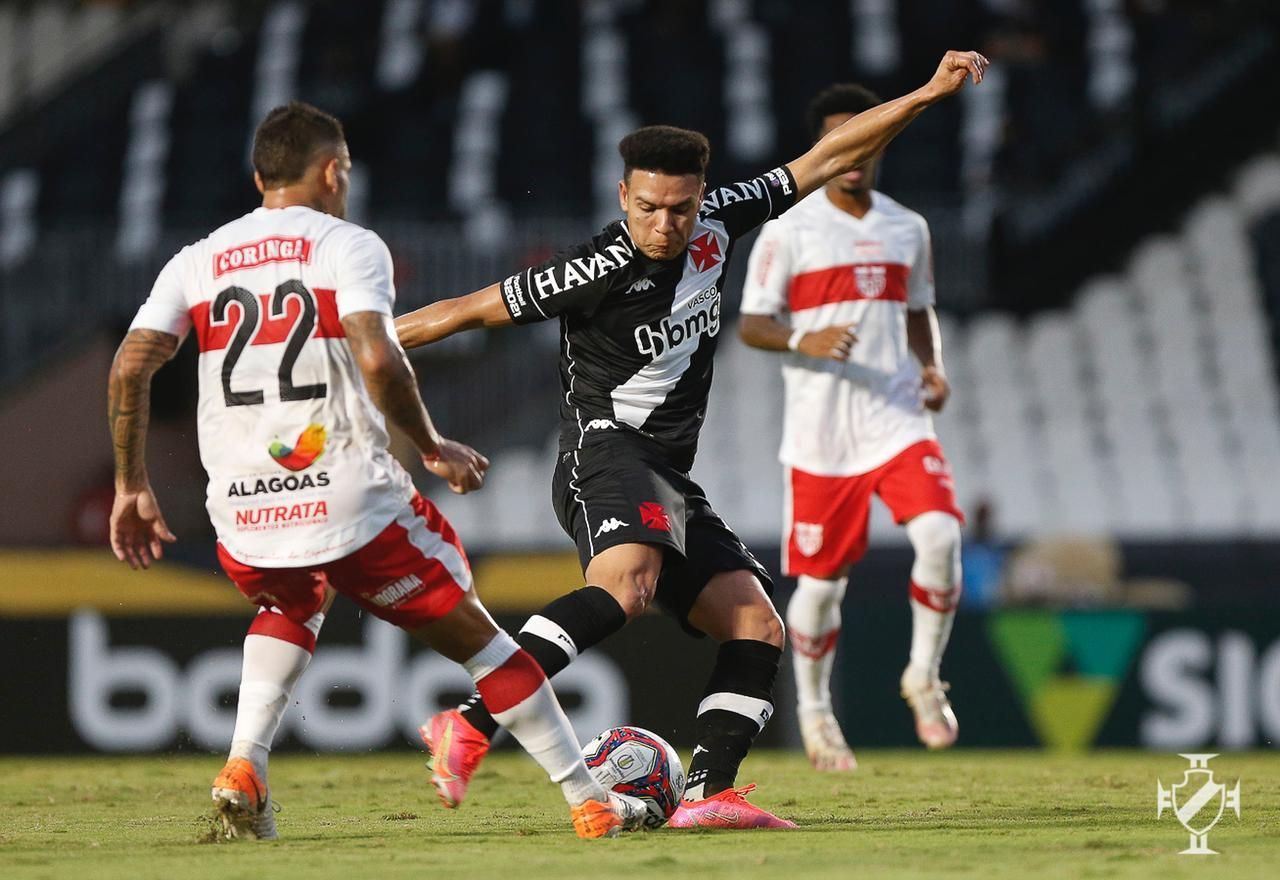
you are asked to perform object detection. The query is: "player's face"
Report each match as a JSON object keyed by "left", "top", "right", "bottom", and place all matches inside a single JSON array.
[
  {"left": 619, "top": 171, "right": 704, "bottom": 261},
  {"left": 822, "top": 113, "right": 879, "bottom": 193}
]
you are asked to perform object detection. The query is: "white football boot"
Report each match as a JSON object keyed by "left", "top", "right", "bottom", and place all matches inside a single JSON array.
[
  {"left": 900, "top": 669, "right": 959, "bottom": 749},
  {"left": 609, "top": 791, "right": 651, "bottom": 832},
  {"left": 799, "top": 709, "right": 858, "bottom": 771}
]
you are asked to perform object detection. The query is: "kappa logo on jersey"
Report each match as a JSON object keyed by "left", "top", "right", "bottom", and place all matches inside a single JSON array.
[
  {"left": 687, "top": 232, "right": 723, "bottom": 273},
  {"left": 854, "top": 264, "right": 888, "bottom": 298},
  {"left": 369, "top": 573, "right": 425, "bottom": 608},
  {"left": 794, "top": 522, "right": 824, "bottom": 557},
  {"left": 584, "top": 419, "right": 617, "bottom": 432},
  {"left": 626, "top": 278, "right": 656, "bottom": 294},
  {"left": 213, "top": 236, "right": 312, "bottom": 278},
  {"left": 633, "top": 285, "right": 721, "bottom": 358},
  {"left": 594, "top": 518, "right": 630, "bottom": 537},
  {"left": 638, "top": 502, "right": 671, "bottom": 533},
  {"left": 268, "top": 423, "right": 326, "bottom": 472}
]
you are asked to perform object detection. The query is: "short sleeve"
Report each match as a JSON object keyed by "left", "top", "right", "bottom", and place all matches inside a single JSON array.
[
  {"left": 740, "top": 220, "right": 792, "bottom": 317},
  {"left": 334, "top": 228, "right": 395, "bottom": 317},
  {"left": 907, "top": 217, "right": 935, "bottom": 309},
  {"left": 130, "top": 252, "right": 192, "bottom": 338},
  {"left": 700, "top": 166, "right": 799, "bottom": 241},
  {"left": 500, "top": 223, "right": 635, "bottom": 325}
]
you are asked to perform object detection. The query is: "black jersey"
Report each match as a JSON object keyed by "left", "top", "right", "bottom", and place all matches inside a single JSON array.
[{"left": 500, "top": 166, "right": 798, "bottom": 469}]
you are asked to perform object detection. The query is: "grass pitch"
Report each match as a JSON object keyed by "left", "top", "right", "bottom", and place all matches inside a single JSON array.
[{"left": 0, "top": 750, "right": 1275, "bottom": 879}]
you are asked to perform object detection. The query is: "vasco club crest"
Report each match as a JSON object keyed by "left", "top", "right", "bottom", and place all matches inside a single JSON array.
[{"left": 1156, "top": 754, "right": 1241, "bottom": 855}]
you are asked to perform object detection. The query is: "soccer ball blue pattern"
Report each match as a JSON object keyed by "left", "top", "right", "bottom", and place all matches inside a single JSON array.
[{"left": 582, "top": 726, "right": 685, "bottom": 829}]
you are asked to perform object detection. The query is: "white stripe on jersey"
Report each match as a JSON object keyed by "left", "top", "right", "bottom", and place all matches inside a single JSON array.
[{"left": 610, "top": 218, "right": 728, "bottom": 429}]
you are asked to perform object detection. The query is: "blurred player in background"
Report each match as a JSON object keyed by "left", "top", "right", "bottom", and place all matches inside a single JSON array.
[
  {"left": 739, "top": 84, "right": 965, "bottom": 771},
  {"left": 108, "top": 102, "right": 639, "bottom": 840},
  {"left": 396, "top": 53, "right": 986, "bottom": 826}
]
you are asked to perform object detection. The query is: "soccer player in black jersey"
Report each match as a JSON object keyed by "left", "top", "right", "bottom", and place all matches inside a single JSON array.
[{"left": 397, "top": 50, "right": 988, "bottom": 828}]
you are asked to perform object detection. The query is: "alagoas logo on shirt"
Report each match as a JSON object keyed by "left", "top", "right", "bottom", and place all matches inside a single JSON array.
[{"left": 268, "top": 424, "right": 326, "bottom": 472}]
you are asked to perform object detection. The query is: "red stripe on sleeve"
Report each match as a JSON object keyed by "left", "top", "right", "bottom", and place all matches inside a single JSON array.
[{"left": 787, "top": 262, "right": 909, "bottom": 312}]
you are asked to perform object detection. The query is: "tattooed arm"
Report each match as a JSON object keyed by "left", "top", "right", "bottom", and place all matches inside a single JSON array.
[
  {"left": 341, "top": 311, "right": 489, "bottom": 494},
  {"left": 108, "top": 329, "right": 180, "bottom": 569}
]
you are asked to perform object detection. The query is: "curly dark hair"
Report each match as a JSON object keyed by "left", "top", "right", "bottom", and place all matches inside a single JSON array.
[
  {"left": 618, "top": 125, "right": 711, "bottom": 179},
  {"left": 251, "top": 101, "right": 345, "bottom": 188},
  {"left": 805, "top": 84, "right": 882, "bottom": 142}
]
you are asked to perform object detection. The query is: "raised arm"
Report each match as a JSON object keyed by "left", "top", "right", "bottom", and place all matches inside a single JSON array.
[
  {"left": 342, "top": 311, "right": 489, "bottom": 492},
  {"left": 108, "top": 329, "right": 180, "bottom": 569},
  {"left": 786, "top": 50, "right": 988, "bottom": 201},
  {"left": 395, "top": 283, "right": 511, "bottom": 350}
]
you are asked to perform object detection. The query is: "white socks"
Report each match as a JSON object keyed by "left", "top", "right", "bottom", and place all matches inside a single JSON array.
[
  {"left": 466, "top": 632, "right": 606, "bottom": 807},
  {"left": 786, "top": 574, "right": 847, "bottom": 714},
  {"left": 905, "top": 512, "right": 962, "bottom": 682},
  {"left": 228, "top": 610, "right": 324, "bottom": 780}
]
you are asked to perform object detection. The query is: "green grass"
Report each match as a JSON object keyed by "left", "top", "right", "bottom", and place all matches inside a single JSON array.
[{"left": 0, "top": 750, "right": 1276, "bottom": 879}]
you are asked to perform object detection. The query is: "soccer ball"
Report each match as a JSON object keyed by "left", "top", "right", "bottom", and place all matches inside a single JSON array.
[{"left": 582, "top": 726, "right": 685, "bottom": 829}]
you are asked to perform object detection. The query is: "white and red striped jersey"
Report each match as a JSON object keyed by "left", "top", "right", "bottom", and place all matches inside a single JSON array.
[
  {"left": 741, "top": 188, "right": 936, "bottom": 476},
  {"left": 129, "top": 205, "right": 414, "bottom": 567}
]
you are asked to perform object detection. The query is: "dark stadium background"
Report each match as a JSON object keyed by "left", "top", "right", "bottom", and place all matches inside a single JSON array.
[{"left": 1, "top": 0, "right": 1278, "bottom": 756}]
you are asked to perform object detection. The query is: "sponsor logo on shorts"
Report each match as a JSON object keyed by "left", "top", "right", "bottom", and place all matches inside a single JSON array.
[
  {"left": 584, "top": 419, "right": 617, "bottom": 432},
  {"left": 370, "top": 573, "right": 425, "bottom": 608},
  {"left": 594, "top": 518, "right": 629, "bottom": 537},
  {"left": 269, "top": 424, "right": 326, "bottom": 472},
  {"left": 213, "top": 236, "right": 312, "bottom": 278},
  {"left": 638, "top": 502, "right": 670, "bottom": 533},
  {"left": 794, "top": 522, "right": 824, "bottom": 557},
  {"left": 923, "top": 455, "right": 951, "bottom": 476}
]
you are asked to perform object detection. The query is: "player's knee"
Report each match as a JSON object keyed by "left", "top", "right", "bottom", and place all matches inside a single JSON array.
[
  {"left": 907, "top": 511, "right": 962, "bottom": 588},
  {"left": 598, "top": 567, "right": 658, "bottom": 619},
  {"left": 756, "top": 604, "right": 786, "bottom": 649}
]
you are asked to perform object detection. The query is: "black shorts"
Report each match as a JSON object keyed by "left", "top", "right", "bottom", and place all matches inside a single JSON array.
[{"left": 551, "top": 433, "right": 774, "bottom": 636}]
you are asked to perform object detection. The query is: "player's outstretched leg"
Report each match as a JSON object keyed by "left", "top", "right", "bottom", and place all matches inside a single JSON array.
[
  {"left": 420, "top": 585, "right": 627, "bottom": 806},
  {"left": 670, "top": 572, "right": 796, "bottom": 829},
  {"left": 900, "top": 511, "right": 962, "bottom": 749},
  {"left": 786, "top": 573, "right": 857, "bottom": 771},
  {"left": 213, "top": 606, "right": 326, "bottom": 840},
  {"left": 412, "top": 590, "right": 643, "bottom": 837}
]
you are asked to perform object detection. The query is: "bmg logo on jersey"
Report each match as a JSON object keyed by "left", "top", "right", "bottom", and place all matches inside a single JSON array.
[{"left": 634, "top": 286, "right": 721, "bottom": 358}]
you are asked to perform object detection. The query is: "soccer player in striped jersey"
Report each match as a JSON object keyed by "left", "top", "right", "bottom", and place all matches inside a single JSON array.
[
  {"left": 396, "top": 51, "right": 987, "bottom": 828},
  {"left": 109, "top": 102, "right": 638, "bottom": 840},
  {"left": 739, "top": 84, "right": 965, "bottom": 771}
]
